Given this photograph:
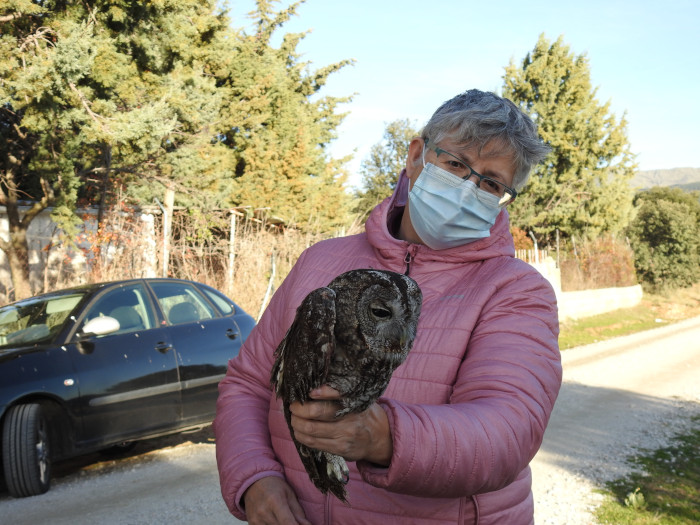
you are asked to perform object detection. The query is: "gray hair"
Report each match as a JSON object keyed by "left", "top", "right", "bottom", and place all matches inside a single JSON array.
[{"left": 420, "top": 89, "right": 550, "bottom": 189}]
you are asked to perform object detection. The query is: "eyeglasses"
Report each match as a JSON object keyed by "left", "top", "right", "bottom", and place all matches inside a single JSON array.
[{"left": 424, "top": 141, "right": 517, "bottom": 207}]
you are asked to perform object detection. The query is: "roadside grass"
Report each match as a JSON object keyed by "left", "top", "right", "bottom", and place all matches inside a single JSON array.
[
  {"left": 594, "top": 418, "right": 700, "bottom": 525},
  {"left": 558, "top": 283, "right": 700, "bottom": 350}
]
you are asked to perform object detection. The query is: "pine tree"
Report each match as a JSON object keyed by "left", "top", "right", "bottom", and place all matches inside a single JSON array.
[
  {"left": 503, "top": 34, "right": 637, "bottom": 245},
  {"left": 1, "top": 0, "right": 355, "bottom": 298},
  {"left": 216, "top": 0, "right": 354, "bottom": 231},
  {"left": 1, "top": 1, "right": 85, "bottom": 299}
]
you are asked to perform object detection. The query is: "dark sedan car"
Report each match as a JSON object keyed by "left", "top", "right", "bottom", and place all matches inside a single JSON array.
[{"left": 0, "top": 278, "right": 255, "bottom": 498}]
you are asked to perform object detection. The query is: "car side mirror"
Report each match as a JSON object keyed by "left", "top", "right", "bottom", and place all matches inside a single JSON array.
[
  {"left": 77, "top": 315, "right": 120, "bottom": 355},
  {"left": 76, "top": 317, "right": 120, "bottom": 355},
  {"left": 82, "top": 316, "right": 120, "bottom": 337}
]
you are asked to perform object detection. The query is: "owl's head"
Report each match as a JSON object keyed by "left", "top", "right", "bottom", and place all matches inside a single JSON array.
[{"left": 330, "top": 269, "right": 422, "bottom": 365}]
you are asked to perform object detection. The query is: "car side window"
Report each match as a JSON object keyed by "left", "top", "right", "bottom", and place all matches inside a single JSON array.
[
  {"left": 82, "top": 285, "right": 155, "bottom": 335},
  {"left": 201, "top": 287, "right": 234, "bottom": 315},
  {"left": 149, "top": 282, "right": 216, "bottom": 325}
]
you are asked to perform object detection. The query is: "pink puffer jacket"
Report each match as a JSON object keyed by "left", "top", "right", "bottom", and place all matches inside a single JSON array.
[{"left": 215, "top": 171, "right": 562, "bottom": 524}]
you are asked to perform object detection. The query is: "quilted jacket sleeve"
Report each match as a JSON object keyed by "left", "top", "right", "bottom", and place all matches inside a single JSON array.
[
  {"left": 357, "top": 266, "right": 562, "bottom": 498},
  {"left": 213, "top": 252, "right": 309, "bottom": 518}
]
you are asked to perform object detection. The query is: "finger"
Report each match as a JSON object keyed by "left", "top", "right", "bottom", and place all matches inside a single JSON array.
[
  {"left": 309, "top": 385, "right": 341, "bottom": 399},
  {"left": 246, "top": 477, "right": 310, "bottom": 525},
  {"left": 290, "top": 399, "right": 339, "bottom": 420},
  {"left": 287, "top": 494, "right": 312, "bottom": 525},
  {"left": 290, "top": 415, "right": 354, "bottom": 454}
]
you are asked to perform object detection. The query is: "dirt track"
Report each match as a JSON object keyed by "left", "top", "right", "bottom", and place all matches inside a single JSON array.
[
  {"left": 2, "top": 316, "right": 699, "bottom": 524},
  {"left": 532, "top": 315, "right": 700, "bottom": 524}
]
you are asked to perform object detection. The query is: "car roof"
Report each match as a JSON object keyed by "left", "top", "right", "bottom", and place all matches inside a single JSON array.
[{"left": 2, "top": 278, "right": 206, "bottom": 308}]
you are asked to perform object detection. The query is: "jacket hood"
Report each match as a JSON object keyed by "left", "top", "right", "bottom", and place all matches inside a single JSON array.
[{"left": 366, "top": 169, "right": 516, "bottom": 268}]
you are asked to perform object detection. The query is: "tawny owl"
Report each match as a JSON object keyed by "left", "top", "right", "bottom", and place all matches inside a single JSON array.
[{"left": 270, "top": 268, "right": 422, "bottom": 503}]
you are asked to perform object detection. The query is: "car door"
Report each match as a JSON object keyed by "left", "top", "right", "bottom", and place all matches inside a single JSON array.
[
  {"left": 68, "top": 283, "right": 181, "bottom": 448},
  {"left": 147, "top": 280, "right": 242, "bottom": 424}
]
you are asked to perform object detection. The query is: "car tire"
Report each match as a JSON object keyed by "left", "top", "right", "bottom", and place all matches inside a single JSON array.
[{"left": 2, "top": 403, "right": 52, "bottom": 497}]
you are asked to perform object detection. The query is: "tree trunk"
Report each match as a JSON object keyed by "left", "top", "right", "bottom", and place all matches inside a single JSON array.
[
  {"left": 97, "top": 144, "right": 112, "bottom": 226},
  {"left": 0, "top": 171, "right": 52, "bottom": 301},
  {"left": 0, "top": 203, "right": 33, "bottom": 301},
  {"left": 162, "top": 185, "right": 175, "bottom": 278},
  {"left": 6, "top": 237, "right": 32, "bottom": 301}
]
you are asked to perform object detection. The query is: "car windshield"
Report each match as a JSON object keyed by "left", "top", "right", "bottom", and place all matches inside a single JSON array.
[{"left": 0, "top": 292, "right": 85, "bottom": 349}]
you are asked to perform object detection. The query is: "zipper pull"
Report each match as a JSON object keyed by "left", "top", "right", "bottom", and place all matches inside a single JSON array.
[{"left": 404, "top": 251, "right": 412, "bottom": 275}]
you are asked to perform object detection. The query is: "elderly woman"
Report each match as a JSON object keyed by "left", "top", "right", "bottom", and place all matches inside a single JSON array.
[{"left": 214, "top": 89, "right": 561, "bottom": 525}]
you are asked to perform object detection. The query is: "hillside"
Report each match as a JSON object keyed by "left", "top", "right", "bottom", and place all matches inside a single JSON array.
[{"left": 632, "top": 167, "right": 700, "bottom": 190}]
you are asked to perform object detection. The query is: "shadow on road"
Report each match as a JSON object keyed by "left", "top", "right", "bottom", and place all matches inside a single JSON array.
[
  {"left": 536, "top": 382, "right": 699, "bottom": 484},
  {"left": 0, "top": 425, "right": 215, "bottom": 499}
]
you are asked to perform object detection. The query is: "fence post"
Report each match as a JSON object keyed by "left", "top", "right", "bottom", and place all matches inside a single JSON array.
[
  {"left": 528, "top": 231, "right": 539, "bottom": 265},
  {"left": 227, "top": 210, "right": 237, "bottom": 293}
]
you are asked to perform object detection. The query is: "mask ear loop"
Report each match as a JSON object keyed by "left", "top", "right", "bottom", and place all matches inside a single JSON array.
[{"left": 421, "top": 140, "right": 428, "bottom": 168}]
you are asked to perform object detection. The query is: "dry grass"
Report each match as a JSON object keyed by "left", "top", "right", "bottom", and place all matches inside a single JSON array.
[
  {"left": 18, "top": 209, "right": 365, "bottom": 319},
  {"left": 559, "top": 235, "right": 638, "bottom": 291},
  {"left": 5, "top": 213, "right": 700, "bottom": 328}
]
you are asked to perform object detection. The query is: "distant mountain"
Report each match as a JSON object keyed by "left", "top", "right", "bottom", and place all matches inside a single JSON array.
[
  {"left": 632, "top": 167, "right": 700, "bottom": 190},
  {"left": 674, "top": 181, "right": 700, "bottom": 192}
]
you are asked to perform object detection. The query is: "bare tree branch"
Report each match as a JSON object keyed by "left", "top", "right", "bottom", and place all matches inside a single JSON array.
[
  {"left": 0, "top": 12, "right": 22, "bottom": 23},
  {"left": 68, "top": 82, "right": 112, "bottom": 133}
]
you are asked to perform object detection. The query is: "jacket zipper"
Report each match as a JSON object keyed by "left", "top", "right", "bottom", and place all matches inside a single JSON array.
[{"left": 404, "top": 245, "right": 418, "bottom": 275}]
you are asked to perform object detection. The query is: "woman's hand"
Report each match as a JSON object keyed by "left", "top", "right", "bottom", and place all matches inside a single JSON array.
[
  {"left": 243, "top": 476, "right": 311, "bottom": 525},
  {"left": 289, "top": 386, "right": 393, "bottom": 466}
]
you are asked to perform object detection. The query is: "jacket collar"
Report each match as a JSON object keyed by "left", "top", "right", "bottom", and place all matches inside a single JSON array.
[{"left": 366, "top": 169, "right": 515, "bottom": 268}]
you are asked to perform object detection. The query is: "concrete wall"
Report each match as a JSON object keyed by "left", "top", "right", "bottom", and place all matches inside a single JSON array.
[
  {"left": 0, "top": 207, "right": 91, "bottom": 299},
  {"left": 557, "top": 285, "right": 644, "bottom": 321},
  {"left": 1, "top": 206, "right": 156, "bottom": 302},
  {"left": 530, "top": 256, "right": 643, "bottom": 321}
]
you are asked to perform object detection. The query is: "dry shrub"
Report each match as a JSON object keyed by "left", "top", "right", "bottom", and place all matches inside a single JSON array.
[
  {"left": 168, "top": 211, "right": 366, "bottom": 318},
  {"left": 223, "top": 220, "right": 327, "bottom": 318},
  {"left": 510, "top": 226, "right": 534, "bottom": 250},
  {"left": 560, "top": 235, "right": 637, "bottom": 291},
  {"left": 28, "top": 206, "right": 365, "bottom": 319},
  {"left": 38, "top": 208, "right": 155, "bottom": 294}
]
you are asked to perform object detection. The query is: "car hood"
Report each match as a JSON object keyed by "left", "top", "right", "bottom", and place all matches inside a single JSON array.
[{"left": 0, "top": 344, "right": 53, "bottom": 363}]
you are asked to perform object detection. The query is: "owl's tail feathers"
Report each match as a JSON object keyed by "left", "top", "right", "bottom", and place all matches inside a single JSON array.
[{"left": 297, "top": 444, "right": 350, "bottom": 503}]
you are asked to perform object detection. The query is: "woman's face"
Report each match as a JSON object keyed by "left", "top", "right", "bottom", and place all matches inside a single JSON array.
[{"left": 398, "top": 137, "right": 516, "bottom": 245}]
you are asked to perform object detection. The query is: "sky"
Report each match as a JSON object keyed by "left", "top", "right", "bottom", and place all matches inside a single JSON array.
[{"left": 227, "top": 0, "right": 700, "bottom": 187}]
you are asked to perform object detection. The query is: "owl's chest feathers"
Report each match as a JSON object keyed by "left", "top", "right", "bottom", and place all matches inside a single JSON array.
[{"left": 325, "top": 336, "right": 395, "bottom": 403}]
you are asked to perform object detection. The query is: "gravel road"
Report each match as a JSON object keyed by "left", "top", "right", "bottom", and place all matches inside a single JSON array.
[
  {"left": 532, "top": 315, "right": 700, "bottom": 524},
  {"left": 2, "top": 316, "right": 699, "bottom": 524}
]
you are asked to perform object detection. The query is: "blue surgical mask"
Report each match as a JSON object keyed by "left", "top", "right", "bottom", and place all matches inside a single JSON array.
[{"left": 408, "top": 162, "right": 502, "bottom": 250}]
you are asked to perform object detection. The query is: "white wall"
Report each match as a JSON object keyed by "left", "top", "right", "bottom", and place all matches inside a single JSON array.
[
  {"left": 557, "top": 285, "right": 644, "bottom": 321},
  {"left": 0, "top": 206, "right": 156, "bottom": 302},
  {"left": 530, "top": 256, "right": 643, "bottom": 321}
]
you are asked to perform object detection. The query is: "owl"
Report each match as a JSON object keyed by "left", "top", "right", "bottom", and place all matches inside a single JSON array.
[{"left": 270, "top": 268, "right": 422, "bottom": 503}]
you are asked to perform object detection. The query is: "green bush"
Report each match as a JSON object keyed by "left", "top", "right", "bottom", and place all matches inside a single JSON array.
[{"left": 627, "top": 187, "right": 700, "bottom": 293}]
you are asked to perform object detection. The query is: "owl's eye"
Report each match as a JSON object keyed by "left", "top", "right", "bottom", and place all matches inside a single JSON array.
[{"left": 371, "top": 306, "right": 392, "bottom": 319}]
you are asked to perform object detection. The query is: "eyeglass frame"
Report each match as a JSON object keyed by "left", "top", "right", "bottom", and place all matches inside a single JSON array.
[{"left": 423, "top": 140, "right": 518, "bottom": 207}]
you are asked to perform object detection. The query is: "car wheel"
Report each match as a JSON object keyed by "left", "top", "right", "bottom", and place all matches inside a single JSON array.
[{"left": 2, "top": 403, "right": 52, "bottom": 497}]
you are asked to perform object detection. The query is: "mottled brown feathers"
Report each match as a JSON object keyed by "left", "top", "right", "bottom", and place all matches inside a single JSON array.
[{"left": 270, "top": 269, "right": 422, "bottom": 503}]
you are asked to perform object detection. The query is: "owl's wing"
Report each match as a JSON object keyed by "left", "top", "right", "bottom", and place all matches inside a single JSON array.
[
  {"left": 269, "top": 287, "right": 348, "bottom": 501},
  {"left": 270, "top": 286, "right": 336, "bottom": 405}
]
